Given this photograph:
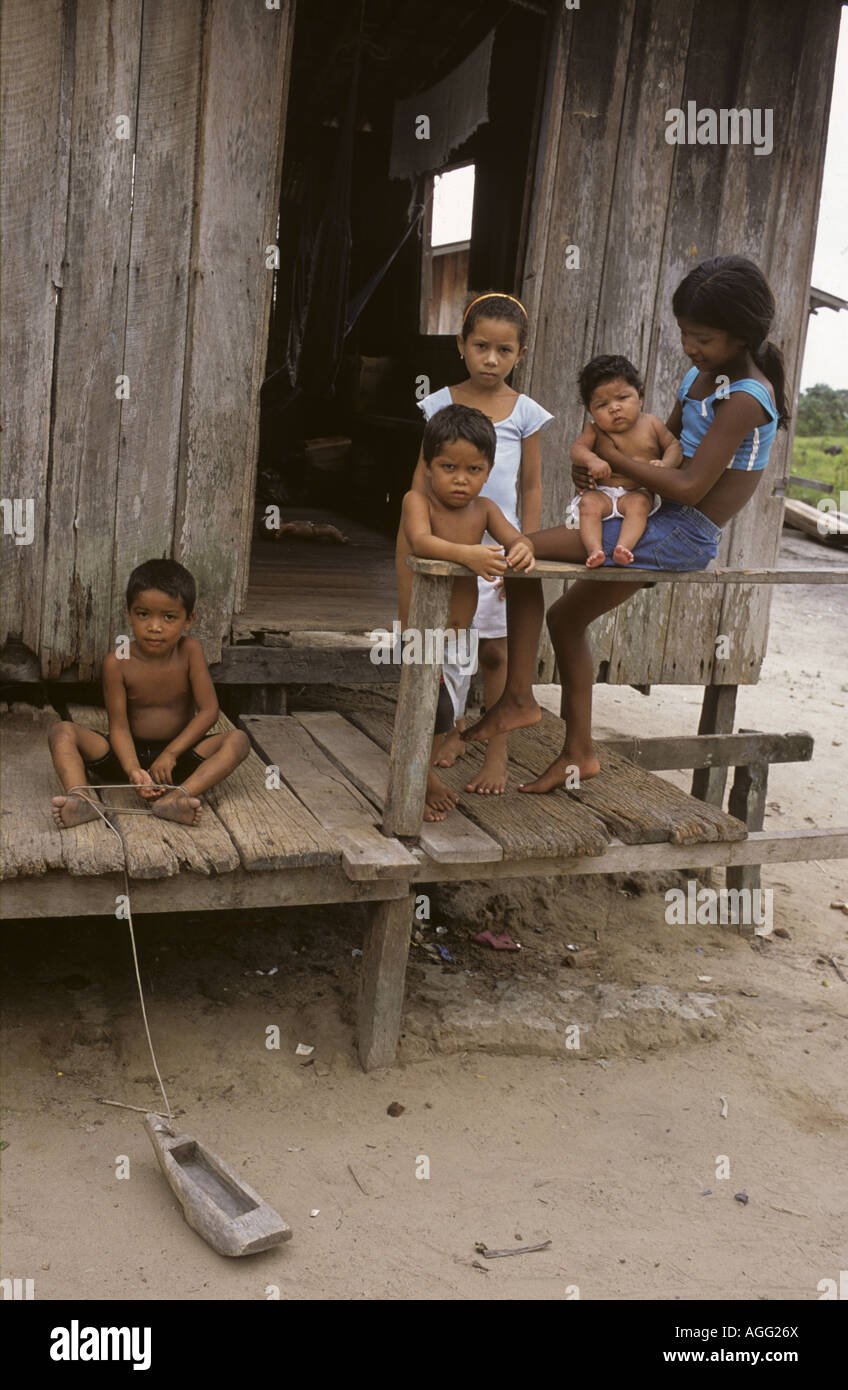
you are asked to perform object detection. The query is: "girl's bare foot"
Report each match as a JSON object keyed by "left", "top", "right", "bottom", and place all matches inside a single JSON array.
[
  {"left": 462, "top": 693, "right": 541, "bottom": 744},
  {"left": 613, "top": 543, "right": 634, "bottom": 565},
  {"left": 585, "top": 549, "right": 606, "bottom": 568},
  {"left": 465, "top": 746, "right": 508, "bottom": 795},
  {"left": 151, "top": 791, "right": 203, "bottom": 825},
  {"left": 51, "top": 794, "right": 101, "bottom": 829},
  {"left": 424, "top": 769, "right": 457, "bottom": 822},
  {"left": 434, "top": 727, "right": 467, "bottom": 768},
  {"left": 518, "top": 749, "right": 601, "bottom": 793}
]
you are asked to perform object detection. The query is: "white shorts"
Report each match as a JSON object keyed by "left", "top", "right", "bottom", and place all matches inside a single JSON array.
[{"left": 568, "top": 485, "right": 661, "bottom": 524}]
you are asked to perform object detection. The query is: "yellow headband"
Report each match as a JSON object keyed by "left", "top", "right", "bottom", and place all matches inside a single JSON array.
[{"left": 462, "top": 293, "right": 528, "bottom": 326}]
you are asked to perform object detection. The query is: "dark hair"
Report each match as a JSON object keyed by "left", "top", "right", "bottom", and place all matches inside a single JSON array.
[
  {"left": 461, "top": 290, "right": 528, "bottom": 348},
  {"left": 422, "top": 403, "right": 496, "bottom": 469},
  {"left": 126, "top": 558, "right": 196, "bottom": 614},
  {"left": 579, "top": 354, "right": 644, "bottom": 410},
  {"left": 672, "top": 255, "right": 789, "bottom": 428}
]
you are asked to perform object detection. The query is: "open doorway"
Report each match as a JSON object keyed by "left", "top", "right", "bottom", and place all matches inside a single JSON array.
[{"left": 241, "top": 0, "right": 549, "bottom": 642}]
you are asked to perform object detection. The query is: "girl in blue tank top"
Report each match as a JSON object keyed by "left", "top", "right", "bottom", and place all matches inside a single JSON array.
[{"left": 461, "top": 257, "right": 790, "bottom": 798}]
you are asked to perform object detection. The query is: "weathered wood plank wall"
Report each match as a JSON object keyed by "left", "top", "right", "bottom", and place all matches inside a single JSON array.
[
  {"left": 517, "top": 0, "right": 840, "bottom": 686},
  {"left": 0, "top": 0, "right": 294, "bottom": 678}
]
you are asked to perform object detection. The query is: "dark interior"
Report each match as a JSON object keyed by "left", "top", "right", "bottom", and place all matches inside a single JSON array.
[{"left": 256, "top": 0, "right": 550, "bottom": 543}]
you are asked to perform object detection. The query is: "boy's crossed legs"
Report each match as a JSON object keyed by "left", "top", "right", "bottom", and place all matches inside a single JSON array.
[{"left": 49, "top": 722, "right": 249, "bottom": 828}]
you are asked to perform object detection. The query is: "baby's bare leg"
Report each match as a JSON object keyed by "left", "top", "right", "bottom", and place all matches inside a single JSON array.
[
  {"left": 613, "top": 491, "right": 653, "bottom": 565},
  {"left": 151, "top": 730, "right": 251, "bottom": 826},
  {"left": 49, "top": 722, "right": 110, "bottom": 828},
  {"left": 579, "top": 491, "right": 613, "bottom": 568}
]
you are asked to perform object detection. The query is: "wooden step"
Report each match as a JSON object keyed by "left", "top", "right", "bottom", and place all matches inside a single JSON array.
[
  {"left": 347, "top": 709, "right": 611, "bottom": 861},
  {"left": 294, "top": 711, "right": 503, "bottom": 864},
  {"left": 241, "top": 714, "right": 417, "bottom": 881}
]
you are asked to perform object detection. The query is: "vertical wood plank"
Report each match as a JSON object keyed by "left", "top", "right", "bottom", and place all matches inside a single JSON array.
[
  {"left": 357, "top": 892, "right": 414, "bottom": 1071},
  {"left": 382, "top": 571, "right": 452, "bottom": 838},
  {"left": 713, "top": 0, "right": 842, "bottom": 683},
  {"left": 110, "top": 0, "right": 203, "bottom": 641},
  {"left": 177, "top": 0, "right": 294, "bottom": 661},
  {"left": 40, "top": 0, "right": 143, "bottom": 678},
  {"left": 0, "top": 0, "right": 66, "bottom": 655}
]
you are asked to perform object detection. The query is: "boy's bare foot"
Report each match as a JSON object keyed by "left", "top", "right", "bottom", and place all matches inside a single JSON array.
[
  {"left": 51, "top": 794, "right": 101, "bottom": 829},
  {"left": 465, "top": 747, "right": 508, "bottom": 795},
  {"left": 434, "top": 727, "right": 467, "bottom": 768},
  {"left": 518, "top": 749, "right": 601, "bottom": 794},
  {"left": 151, "top": 791, "right": 203, "bottom": 825},
  {"left": 613, "top": 543, "right": 634, "bottom": 565},
  {"left": 424, "top": 769, "right": 457, "bottom": 822},
  {"left": 585, "top": 549, "right": 606, "bottom": 568},
  {"left": 462, "top": 694, "right": 541, "bottom": 744}
]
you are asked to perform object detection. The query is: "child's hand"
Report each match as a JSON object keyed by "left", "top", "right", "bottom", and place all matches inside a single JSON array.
[
  {"left": 149, "top": 751, "right": 178, "bottom": 786},
  {"left": 130, "top": 767, "right": 162, "bottom": 800},
  {"left": 587, "top": 457, "right": 612, "bottom": 483},
  {"left": 466, "top": 544, "right": 508, "bottom": 581},
  {"left": 649, "top": 457, "right": 672, "bottom": 468},
  {"left": 506, "top": 538, "right": 535, "bottom": 573}
]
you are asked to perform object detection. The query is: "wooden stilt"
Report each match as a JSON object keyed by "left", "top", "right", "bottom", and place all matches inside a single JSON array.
[
  {"left": 357, "top": 892, "right": 415, "bottom": 1071},
  {"left": 727, "top": 756, "right": 769, "bottom": 910},
  {"left": 382, "top": 569, "right": 452, "bottom": 837},
  {"left": 691, "top": 684, "right": 738, "bottom": 806}
]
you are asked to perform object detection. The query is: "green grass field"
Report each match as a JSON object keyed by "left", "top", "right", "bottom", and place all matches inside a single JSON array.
[{"left": 789, "top": 436, "right": 848, "bottom": 508}]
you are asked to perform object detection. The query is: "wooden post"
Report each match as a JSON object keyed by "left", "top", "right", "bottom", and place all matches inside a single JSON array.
[
  {"left": 727, "top": 759, "right": 769, "bottom": 906},
  {"left": 357, "top": 892, "right": 415, "bottom": 1071},
  {"left": 382, "top": 570, "right": 452, "bottom": 837},
  {"left": 691, "top": 685, "right": 738, "bottom": 806}
]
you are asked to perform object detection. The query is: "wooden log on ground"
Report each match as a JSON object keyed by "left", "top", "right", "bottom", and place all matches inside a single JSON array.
[{"left": 782, "top": 496, "right": 848, "bottom": 547}]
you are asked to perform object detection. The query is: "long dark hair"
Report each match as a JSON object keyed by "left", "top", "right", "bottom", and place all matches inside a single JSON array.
[{"left": 672, "top": 256, "right": 789, "bottom": 428}]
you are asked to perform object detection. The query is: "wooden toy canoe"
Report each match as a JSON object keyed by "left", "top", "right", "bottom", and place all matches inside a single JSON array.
[{"left": 145, "top": 1114, "right": 292, "bottom": 1257}]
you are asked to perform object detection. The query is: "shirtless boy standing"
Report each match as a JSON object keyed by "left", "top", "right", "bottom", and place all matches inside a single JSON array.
[
  {"left": 396, "top": 404, "right": 535, "bottom": 821},
  {"left": 570, "top": 355, "right": 683, "bottom": 566},
  {"left": 49, "top": 559, "right": 249, "bottom": 828}
]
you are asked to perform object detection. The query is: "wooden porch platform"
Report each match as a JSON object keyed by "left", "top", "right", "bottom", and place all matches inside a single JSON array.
[{"left": 4, "top": 699, "right": 848, "bottom": 1069}]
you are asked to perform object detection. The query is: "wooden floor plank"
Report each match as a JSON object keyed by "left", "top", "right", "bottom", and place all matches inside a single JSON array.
[
  {"left": 294, "top": 711, "right": 503, "bottom": 864},
  {"left": 66, "top": 707, "right": 240, "bottom": 878},
  {"left": 348, "top": 708, "right": 610, "bottom": 861},
  {"left": 241, "top": 714, "right": 417, "bottom": 881},
  {"left": 507, "top": 714, "right": 748, "bottom": 845},
  {"left": 1, "top": 707, "right": 123, "bottom": 879}
]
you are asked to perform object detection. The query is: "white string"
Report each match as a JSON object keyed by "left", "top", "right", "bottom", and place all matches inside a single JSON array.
[{"left": 64, "top": 783, "right": 193, "bottom": 1124}]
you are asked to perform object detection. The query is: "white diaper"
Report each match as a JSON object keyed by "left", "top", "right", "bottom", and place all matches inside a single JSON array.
[{"left": 568, "top": 485, "right": 661, "bottom": 524}]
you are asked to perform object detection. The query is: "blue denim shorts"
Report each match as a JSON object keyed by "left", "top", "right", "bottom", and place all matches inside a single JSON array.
[{"left": 600, "top": 500, "right": 721, "bottom": 570}]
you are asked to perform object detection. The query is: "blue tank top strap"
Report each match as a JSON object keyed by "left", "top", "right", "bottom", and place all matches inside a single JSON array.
[
  {"left": 726, "top": 378, "right": 778, "bottom": 421},
  {"left": 678, "top": 366, "right": 699, "bottom": 400}
]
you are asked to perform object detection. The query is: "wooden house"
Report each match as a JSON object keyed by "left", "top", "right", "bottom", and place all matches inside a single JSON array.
[{"left": 1, "top": 0, "right": 842, "bottom": 711}]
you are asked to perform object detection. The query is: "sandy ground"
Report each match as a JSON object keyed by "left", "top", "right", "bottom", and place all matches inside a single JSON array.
[{"left": 1, "top": 530, "right": 846, "bottom": 1302}]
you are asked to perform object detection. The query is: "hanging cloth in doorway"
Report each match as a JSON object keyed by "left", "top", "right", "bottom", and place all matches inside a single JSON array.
[{"left": 388, "top": 31, "right": 494, "bottom": 181}]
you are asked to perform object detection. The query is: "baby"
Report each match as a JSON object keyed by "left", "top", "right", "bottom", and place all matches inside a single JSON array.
[{"left": 570, "top": 355, "right": 682, "bottom": 566}]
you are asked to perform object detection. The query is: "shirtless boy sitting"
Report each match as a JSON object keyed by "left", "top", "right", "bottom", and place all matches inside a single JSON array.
[
  {"left": 49, "top": 559, "right": 249, "bottom": 828},
  {"left": 396, "top": 403, "right": 535, "bottom": 822},
  {"left": 570, "top": 354, "right": 682, "bottom": 566}
]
